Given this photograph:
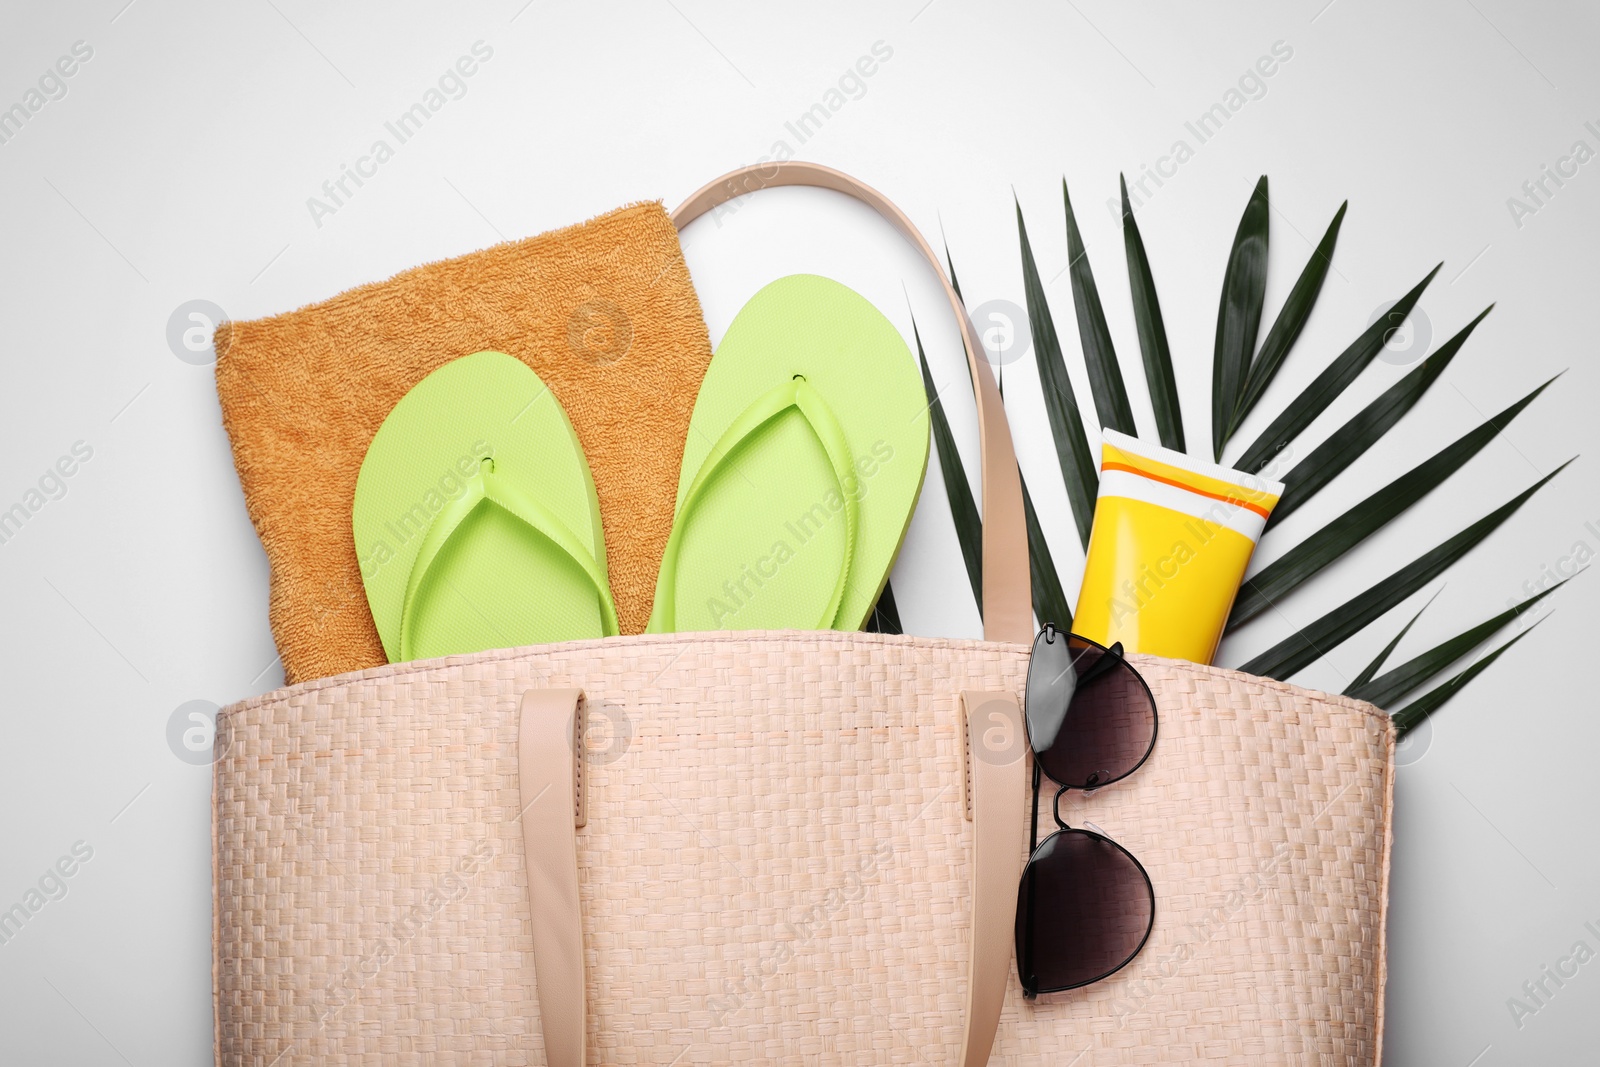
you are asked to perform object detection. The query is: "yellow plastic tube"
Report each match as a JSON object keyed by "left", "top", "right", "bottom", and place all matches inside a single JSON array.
[{"left": 1073, "top": 430, "right": 1283, "bottom": 665}]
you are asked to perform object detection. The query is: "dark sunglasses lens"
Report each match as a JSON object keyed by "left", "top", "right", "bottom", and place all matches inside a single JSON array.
[
  {"left": 1014, "top": 828, "right": 1154, "bottom": 993},
  {"left": 1025, "top": 632, "right": 1156, "bottom": 789}
]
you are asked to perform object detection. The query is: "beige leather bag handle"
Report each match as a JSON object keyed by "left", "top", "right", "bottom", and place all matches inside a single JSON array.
[
  {"left": 520, "top": 689, "right": 589, "bottom": 1067},
  {"left": 671, "top": 161, "right": 1033, "bottom": 645},
  {"left": 520, "top": 163, "right": 1033, "bottom": 1066}
]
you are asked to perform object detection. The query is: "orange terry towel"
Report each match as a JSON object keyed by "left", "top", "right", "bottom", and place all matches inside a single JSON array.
[{"left": 215, "top": 202, "right": 713, "bottom": 684}]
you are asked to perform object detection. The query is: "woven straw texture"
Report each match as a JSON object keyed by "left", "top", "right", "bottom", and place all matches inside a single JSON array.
[{"left": 214, "top": 631, "right": 1394, "bottom": 1065}]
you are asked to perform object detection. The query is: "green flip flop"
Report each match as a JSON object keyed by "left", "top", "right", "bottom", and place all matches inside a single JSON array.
[
  {"left": 353, "top": 350, "right": 618, "bottom": 662},
  {"left": 647, "top": 274, "right": 929, "bottom": 634}
]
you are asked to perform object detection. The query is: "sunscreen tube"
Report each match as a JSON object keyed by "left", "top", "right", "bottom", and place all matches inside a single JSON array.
[{"left": 1073, "top": 430, "right": 1284, "bottom": 665}]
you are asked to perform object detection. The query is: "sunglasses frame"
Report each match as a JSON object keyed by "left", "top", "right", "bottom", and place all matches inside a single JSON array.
[{"left": 1017, "top": 625, "right": 1159, "bottom": 998}]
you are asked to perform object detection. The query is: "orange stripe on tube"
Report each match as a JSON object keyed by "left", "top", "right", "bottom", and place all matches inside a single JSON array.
[{"left": 1100, "top": 461, "right": 1274, "bottom": 520}]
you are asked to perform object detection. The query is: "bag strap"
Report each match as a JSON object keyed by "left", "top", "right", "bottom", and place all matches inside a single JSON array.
[
  {"left": 519, "top": 689, "right": 588, "bottom": 1066},
  {"left": 956, "top": 690, "right": 1028, "bottom": 1065},
  {"left": 669, "top": 161, "right": 1033, "bottom": 646},
  {"left": 520, "top": 685, "right": 1026, "bottom": 1067}
]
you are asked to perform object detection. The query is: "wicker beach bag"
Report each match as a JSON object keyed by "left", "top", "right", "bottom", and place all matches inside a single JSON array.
[{"left": 213, "top": 163, "right": 1396, "bottom": 1065}]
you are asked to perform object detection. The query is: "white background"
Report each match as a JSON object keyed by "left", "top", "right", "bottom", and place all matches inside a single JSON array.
[{"left": 0, "top": 1, "right": 1596, "bottom": 1063}]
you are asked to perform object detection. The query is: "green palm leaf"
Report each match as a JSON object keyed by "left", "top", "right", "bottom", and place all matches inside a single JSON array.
[
  {"left": 1062, "top": 179, "right": 1135, "bottom": 435},
  {"left": 1120, "top": 175, "right": 1184, "bottom": 452},
  {"left": 915, "top": 311, "right": 1075, "bottom": 630},
  {"left": 1392, "top": 624, "right": 1542, "bottom": 736},
  {"left": 865, "top": 582, "right": 904, "bottom": 634},
  {"left": 1228, "top": 375, "right": 1557, "bottom": 629},
  {"left": 916, "top": 320, "right": 983, "bottom": 614},
  {"left": 1228, "top": 202, "right": 1347, "bottom": 440},
  {"left": 1018, "top": 198, "right": 1098, "bottom": 546},
  {"left": 1212, "top": 176, "right": 1270, "bottom": 460},
  {"left": 1347, "top": 587, "right": 1441, "bottom": 691},
  {"left": 1348, "top": 577, "right": 1571, "bottom": 708},
  {"left": 1022, "top": 473, "right": 1073, "bottom": 629},
  {"left": 1234, "top": 263, "right": 1442, "bottom": 474},
  {"left": 1270, "top": 306, "right": 1493, "bottom": 527},
  {"left": 1236, "top": 460, "right": 1572, "bottom": 680},
  {"left": 992, "top": 336, "right": 1075, "bottom": 630}
]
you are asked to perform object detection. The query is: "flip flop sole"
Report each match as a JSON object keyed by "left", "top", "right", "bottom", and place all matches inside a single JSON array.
[
  {"left": 353, "top": 351, "right": 612, "bottom": 661},
  {"left": 651, "top": 274, "right": 929, "bottom": 632}
]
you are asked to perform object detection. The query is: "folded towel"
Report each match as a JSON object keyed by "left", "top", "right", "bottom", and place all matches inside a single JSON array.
[{"left": 215, "top": 202, "right": 713, "bottom": 684}]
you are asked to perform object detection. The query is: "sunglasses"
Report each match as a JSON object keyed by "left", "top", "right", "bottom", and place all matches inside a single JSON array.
[{"left": 1015, "top": 624, "right": 1158, "bottom": 997}]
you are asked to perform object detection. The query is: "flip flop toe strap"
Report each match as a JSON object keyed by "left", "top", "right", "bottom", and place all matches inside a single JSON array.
[
  {"left": 398, "top": 458, "right": 620, "bottom": 659},
  {"left": 656, "top": 376, "right": 860, "bottom": 631}
]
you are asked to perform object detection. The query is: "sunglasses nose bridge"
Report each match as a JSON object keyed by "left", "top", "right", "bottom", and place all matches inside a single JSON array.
[
  {"left": 1052, "top": 768, "right": 1114, "bottom": 828},
  {"left": 1051, "top": 784, "right": 1071, "bottom": 831}
]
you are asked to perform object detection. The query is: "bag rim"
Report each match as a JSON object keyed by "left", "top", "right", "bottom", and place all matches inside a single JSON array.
[{"left": 219, "top": 629, "right": 1396, "bottom": 731}]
